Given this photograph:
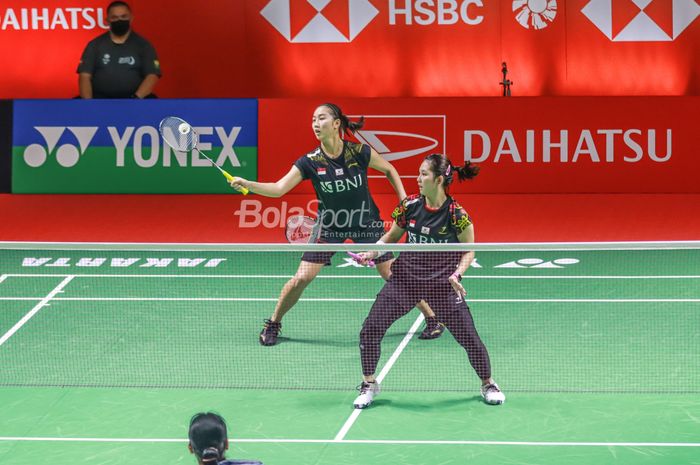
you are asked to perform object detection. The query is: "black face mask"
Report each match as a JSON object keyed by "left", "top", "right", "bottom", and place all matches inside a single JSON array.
[{"left": 109, "top": 19, "right": 131, "bottom": 36}]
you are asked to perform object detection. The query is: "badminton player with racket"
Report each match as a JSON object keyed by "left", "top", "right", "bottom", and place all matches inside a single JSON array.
[
  {"left": 350, "top": 154, "right": 505, "bottom": 408},
  {"left": 229, "top": 103, "right": 443, "bottom": 346}
]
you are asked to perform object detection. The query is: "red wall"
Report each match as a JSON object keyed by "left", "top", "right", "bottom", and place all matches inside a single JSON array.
[
  {"left": 1, "top": 0, "right": 698, "bottom": 99},
  {"left": 259, "top": 97, "right": 699, "bottom": 194}
]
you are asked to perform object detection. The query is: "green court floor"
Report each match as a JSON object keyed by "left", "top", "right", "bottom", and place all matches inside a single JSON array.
[{"left": 1, "top": 247, "right": 699, "bottom": 465}]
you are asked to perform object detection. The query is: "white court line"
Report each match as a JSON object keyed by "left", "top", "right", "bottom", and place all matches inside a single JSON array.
[
  {"left": 2, "top": 297, "right": 699, "bottom": 303},
  {"left": 4, "top": 273, "right": 700, "bottom": 279},
  {"left": 0, "top": 274, "right": 8, "bottom": 284},
  {"left": 334, "top": 314, "right": 426, "bottom": 442},
  {"left": 0, "top": 276, "right": 74, "bottom": 347},
  {"left": 0, "top": 436, "right": 698, "bottom": 447}
]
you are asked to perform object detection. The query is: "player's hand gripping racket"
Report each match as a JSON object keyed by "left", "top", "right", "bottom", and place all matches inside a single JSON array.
[
  {"left": 347, "top": 252, "right": 375, "bottom": 267},
  {"left": 159, "top": 116, "right": 248, "bottom": 194}
]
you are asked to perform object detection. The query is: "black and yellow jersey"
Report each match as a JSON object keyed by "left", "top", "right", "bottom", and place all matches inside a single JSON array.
[
  {"left": 391, "top": 194, "right": 473, "bottom": 280},
  {"left": 293, "top": 141, "right": 381, "bottom": 231}
]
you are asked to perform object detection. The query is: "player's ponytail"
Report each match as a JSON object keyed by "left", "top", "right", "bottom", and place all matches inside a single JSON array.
[
  {"left": 424, "top": 153, "right": 479, "bottom": 191},
  {"left": 200, "top": 447, "right": 221, "bottom": 464},
  {"left": 189, "top": 412, "right": 228, "bottom": 464},
  {"left": 321, "top": 102, "right": 365, "bottom": 137},
  {"left": 453, "top": 162, "right": 479, "bottom": 182}
]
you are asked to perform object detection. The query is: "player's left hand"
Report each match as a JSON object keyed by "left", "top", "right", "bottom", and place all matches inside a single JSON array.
[
  {"left": 348, "top": 252, "right": 376, "bottom": 267},
  {"left": 448, "top": 274, "right": 466, "bottom": 298}
]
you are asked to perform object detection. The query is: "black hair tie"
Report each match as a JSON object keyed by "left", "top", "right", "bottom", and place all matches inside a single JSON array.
[{"left": 201, "top": 447, "right": 220, "bottom": 462}]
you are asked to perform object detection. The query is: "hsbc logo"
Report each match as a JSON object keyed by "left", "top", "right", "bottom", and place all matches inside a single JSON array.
[
  {"left": 261, "top": 1, "right": 487, "bottom": 42},
  {"left": 582, "top": 0, "right": 700, "bottom": 41},
  {"left": 261, "top": 0, "right": 379, "bottom": 43}
]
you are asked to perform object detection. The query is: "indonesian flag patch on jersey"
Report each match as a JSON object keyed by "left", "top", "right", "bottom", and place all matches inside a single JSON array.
[
  {"left": 409, "top": 219, "right": 416, "bottom": 228},
  {"left": 317, "top": 168, "right": 327, "bottom": 175}
]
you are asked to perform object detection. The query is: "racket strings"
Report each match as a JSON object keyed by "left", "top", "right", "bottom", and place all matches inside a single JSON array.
[
  {"left": 157, "top": 116, "right": 249, "bottom": 195},
  {"left": 285, "top": 216, "right": 318, "bottom": 244},
  {"left": 159, "top": 116, "right": 198, "bottom": 152}
]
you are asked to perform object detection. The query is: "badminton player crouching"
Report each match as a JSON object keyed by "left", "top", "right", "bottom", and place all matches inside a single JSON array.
[
  {"left": 188, "top": 412, "right": 262, "bottom": 465},
  {"left": 350, "top": 154, "right": 505, "bottom": 408}
]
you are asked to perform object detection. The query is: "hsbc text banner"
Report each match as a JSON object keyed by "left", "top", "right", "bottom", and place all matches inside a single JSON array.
[
  {"left": 0, "top": 0, "right": 698, "bottom": 98},
  {"left": 259, "top": 97, "right": 699, "bottom": 194}
]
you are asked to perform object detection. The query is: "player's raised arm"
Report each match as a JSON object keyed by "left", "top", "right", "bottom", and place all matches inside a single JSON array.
[
  {"left": 368, "top": 148, "right": 406, "bottom": 200},
  {"left": 230, "top": 165, "right": 303, "bottom": 198}
]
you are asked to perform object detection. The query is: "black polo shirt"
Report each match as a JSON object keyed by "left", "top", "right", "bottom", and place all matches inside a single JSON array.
[{"left": 77, "top": 31, "right": 161, "bottom": 98}]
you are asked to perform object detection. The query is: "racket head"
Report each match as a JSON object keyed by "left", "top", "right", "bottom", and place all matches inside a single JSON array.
[
  {"left": 159, "top": 116, "right": 199, "bottom": 152},
  {"left": 285, "top": 215, "right": 320, "bottom": 244}
]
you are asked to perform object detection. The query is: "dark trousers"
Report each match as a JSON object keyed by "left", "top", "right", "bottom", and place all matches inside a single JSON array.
[{"left": 359, "top": 276, "right": 492, "bottom": 380}]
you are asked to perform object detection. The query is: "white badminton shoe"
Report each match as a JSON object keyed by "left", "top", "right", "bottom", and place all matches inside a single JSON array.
[
  {"left": 481, "top": 382, "right": 505, "bottom": 405},
  {"left": 353, "top": 381, "right": 380, "bottom": 409}
]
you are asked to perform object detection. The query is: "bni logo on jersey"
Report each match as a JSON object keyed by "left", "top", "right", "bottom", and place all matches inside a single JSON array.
[
  {"left": 582, "top": 0, "right": 700, "bottom": 41},
  {"left": 260, "top": 0, "right": 379, "bottom": 43}
]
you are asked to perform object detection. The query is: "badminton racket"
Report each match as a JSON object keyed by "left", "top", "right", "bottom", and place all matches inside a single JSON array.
[
  {"left": 285, "top": 215, "right": 376, "bottom": 266},
  {"left": 159, "top": 116, "right": 248, "bottom": 194},
  {"left": 285, "top": 215, "right": 320, "bottom": 244}
]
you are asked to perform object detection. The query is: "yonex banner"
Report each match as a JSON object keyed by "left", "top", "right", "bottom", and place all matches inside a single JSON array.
[
  {"left": 12, "top": 99, "right": 257, "bottom": 193},
  {"left": 259, "top": 97, "right": 699, "bottom": 194}
]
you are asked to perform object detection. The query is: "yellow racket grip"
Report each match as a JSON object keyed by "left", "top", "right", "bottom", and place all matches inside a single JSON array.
[{"left": 223, "top": 171, "right": 249, "bottom": 195}]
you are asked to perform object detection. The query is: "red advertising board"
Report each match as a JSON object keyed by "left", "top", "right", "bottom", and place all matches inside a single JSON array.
[
  {"left": 0, "top": 0, "right": 249, "bottom": 98},
  {"left": 259, "top": 97, "right": 699, "bottom": 194},
  {"left": 0, "top": 0, "right": 698, "bottom": 99}
]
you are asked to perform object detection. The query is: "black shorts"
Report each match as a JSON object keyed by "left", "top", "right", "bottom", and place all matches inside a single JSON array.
[
  {"left": 301, "top": 225, "right": 394, "bottom": 266},
  {"left": 378, "top": 276, "right": 468, "bottom": 315}
]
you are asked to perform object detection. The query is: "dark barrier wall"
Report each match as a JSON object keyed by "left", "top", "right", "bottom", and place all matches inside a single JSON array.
[
  {"left": 0, "top": 100, "right": 12, "bottom": 193},
  {"left": 0, "top": 0, "right": 698, "bottom": 99}
]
